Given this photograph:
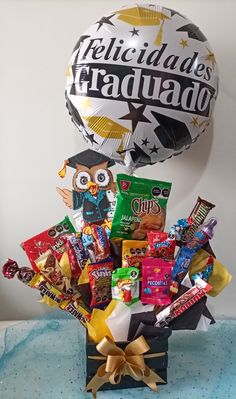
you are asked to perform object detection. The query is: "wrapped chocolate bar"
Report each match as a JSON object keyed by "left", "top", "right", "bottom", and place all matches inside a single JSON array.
[
  {"left": 155, "top": 277, "right": 212, "bottom": 328},
  {"left": 2, "top": 259, "right": 90, "bottom": 326},
  {"left": 64, "top": 233, "right": 88, "bottom": 275},
  {"left": 181, "top": 197, "right": 215, "bottom": 244}
]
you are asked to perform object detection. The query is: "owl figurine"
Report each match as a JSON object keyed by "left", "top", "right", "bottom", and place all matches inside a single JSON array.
[{"left": 57, "top": 149, "right": 116, "bottom": 224}]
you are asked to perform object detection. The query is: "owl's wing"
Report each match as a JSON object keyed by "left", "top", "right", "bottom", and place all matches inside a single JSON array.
[{"left": 56, "top": 187, "right": 73, "bottom": 209}]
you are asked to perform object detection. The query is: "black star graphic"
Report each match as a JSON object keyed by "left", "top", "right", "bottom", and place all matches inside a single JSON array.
[
  {"left": 151, "top": 111, "right": 192, "bottom": 151},
  {"left": 130, "top": 27, "right": 139, "bottom": 36},
  {"left": 73, "top": 35, "right": 90, "bottom": 53},
  {"left": 96, "top": 14, "right": 115, "bottom": 31},
  {"left": 149, "top": 144, "right": 160, "bottom": 154},
  {"left": 141, "top": 138, "right": 150, "bottom": 146},
  {"left": 120, "top": 103, "right": 151, "bottom": 132},
  {"left": 84, "top": 131, "right": 98, "bottom": 145}
]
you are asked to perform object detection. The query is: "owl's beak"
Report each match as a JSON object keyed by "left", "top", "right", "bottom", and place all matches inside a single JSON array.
[{"left": 87, "top": 181, "right": 98, "bottom": 195}]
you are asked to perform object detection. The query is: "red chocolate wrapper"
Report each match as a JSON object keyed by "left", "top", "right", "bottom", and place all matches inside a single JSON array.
[
  {"left": 65, "top": 234, "right": 88, "bottom": 278},
  {"left": 155, "top": 277, "right": 212, "bottom": 327},
  {"left": 21, "top": 216, "right": 76, "bottom": 272}
]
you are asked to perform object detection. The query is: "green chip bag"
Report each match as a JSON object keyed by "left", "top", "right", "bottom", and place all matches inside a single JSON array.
[{"left": 110, "top": 174, "right": 172, "bottom": 240}]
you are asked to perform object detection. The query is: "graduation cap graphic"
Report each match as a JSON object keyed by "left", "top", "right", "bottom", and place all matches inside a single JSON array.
[
  {"left": 151, "top": 111, "right": 193, "bottom": 151},
  {"left": 129, "top": 143, "right": 153, "bottom": 167},
  {"left": 170, "top": 9, "right": 186, "bottom": 18},
  {"left": 176, "top": 23, "right": 207, "bottom": 42},
  {"left": 58, "top": 149, "right": 115, "bottom": 178}
]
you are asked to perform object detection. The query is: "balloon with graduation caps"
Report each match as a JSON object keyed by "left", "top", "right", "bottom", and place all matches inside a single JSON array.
[
  {"left": 57, "top": 149, "right": 116, "bottom": 223},
  {"left": 65, "top": 4, "right": 219, "bottom": 171}
]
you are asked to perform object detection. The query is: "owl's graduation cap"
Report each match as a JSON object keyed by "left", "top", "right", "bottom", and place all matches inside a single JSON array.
[{"left": 58, "top": 149, "right": 115, "bottom": 178}]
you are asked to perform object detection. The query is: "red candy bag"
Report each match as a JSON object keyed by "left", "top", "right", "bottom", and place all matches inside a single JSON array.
[
  {"left": 88, "top": 259, "right": 113, "bottom": 308},
  {"left": 141, "top": 258, "right": 174, "bottom": 306},
  {"left": 90, "top": 224, "right": 110, "bottom": 261},
  {"left": 21, "top": 216, "right": 76, "bottom": 272},
  {"left": 147, "top": 231, "right": 176, "bottom": 261},
  {"left": 65, "top": 234, "right": 88, "bottom": 278}
]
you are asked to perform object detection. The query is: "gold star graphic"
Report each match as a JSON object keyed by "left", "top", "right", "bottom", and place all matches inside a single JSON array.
[
  {"left": 205, "top": 48, "right": 216, "bottom": 70},
  {"left": 198, "top": 119, "right": 207, "bottom": 128},
  {"left": 179, "top": 39, "right": 189, "bottom": 48},
  {"left": 190, "top": 116, "right": 199, "bottom": 127}
]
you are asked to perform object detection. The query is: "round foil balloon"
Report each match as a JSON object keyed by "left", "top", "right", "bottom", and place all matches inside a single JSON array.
[{"left": 66, "top": 4, "right": 218, "bottom": 170}]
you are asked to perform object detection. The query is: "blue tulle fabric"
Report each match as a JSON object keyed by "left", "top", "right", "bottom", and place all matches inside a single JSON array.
[{"left": 0, "top": 314, "right": 235, "bottom": 399}]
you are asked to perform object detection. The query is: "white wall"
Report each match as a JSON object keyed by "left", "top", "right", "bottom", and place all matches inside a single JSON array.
[{"left": 0, "top": 0, "right": 235, "bottom": 320}]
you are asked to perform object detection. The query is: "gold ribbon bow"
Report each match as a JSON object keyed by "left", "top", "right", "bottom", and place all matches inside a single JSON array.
[{"left": 85, "top": 335, "right": 166, "bottom": 398}]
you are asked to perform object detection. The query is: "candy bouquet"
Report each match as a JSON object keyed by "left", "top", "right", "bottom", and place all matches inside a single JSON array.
[
  {"left": 2, "top": 1, "right": 231, "bottom": 395},
  {"left": 2, "top": 158, "right": 232, "bottom": 397}
]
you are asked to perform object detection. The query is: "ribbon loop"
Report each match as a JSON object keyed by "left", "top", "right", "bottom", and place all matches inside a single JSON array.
[{"left": 85, "top": 335, "right": 166, "bottom": 398}]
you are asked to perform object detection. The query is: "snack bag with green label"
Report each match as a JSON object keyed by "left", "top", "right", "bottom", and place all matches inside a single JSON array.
[
  {"left": 111, "top": 267, "right": 139, "bottom": 305},
  {"left": 110, "top": 174, "right": 172, "bottom": 240}
]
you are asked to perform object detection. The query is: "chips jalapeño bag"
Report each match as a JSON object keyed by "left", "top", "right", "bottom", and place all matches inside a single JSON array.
[{"left": 110, "top": 174, "right": 172, "bottom": 240}]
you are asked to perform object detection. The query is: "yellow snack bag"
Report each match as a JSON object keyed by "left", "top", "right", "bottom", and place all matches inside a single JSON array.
[
  {"left": 122, "top": 240, "right": 148, "bottom": 268},
  {"left": 189, "top": 249, "right": 232, "bottom": 296}
]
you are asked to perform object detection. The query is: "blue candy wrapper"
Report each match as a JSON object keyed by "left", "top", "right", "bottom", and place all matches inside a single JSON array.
[{"left": 172, "top": 246, "right": 196, "bottom": 282}]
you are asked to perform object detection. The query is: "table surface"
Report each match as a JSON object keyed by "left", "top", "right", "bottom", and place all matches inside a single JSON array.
[{"left": 0, "top": 313, "right": 235, "bottom": 399}]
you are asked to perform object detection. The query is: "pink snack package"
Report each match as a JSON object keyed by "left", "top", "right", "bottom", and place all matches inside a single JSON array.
[{"left": 141, "top": 258, "right": 174, "bottom": 306}]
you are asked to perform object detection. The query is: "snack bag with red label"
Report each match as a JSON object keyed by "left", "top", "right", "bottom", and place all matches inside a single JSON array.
[
  {"left": 21, "top": 216, "right": 76, "bottom": 272},
  {"left": 110, "top": 174, "right": 172, "bottom": 240},
  {"left": 88, "top": 259, "right": 113, "bottom": 309},
  {"left": 147, "top": 231, "right": 176, "bottom": 260}
]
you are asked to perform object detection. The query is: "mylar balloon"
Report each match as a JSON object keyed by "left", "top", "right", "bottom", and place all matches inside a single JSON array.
[{"left": 65, "top": 4, "right": 218, "bottom": 170}]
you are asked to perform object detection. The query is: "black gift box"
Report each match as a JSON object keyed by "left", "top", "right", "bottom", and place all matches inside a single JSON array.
[{"left": 86, "top": 334, "right": 170, "bottom": 391}]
